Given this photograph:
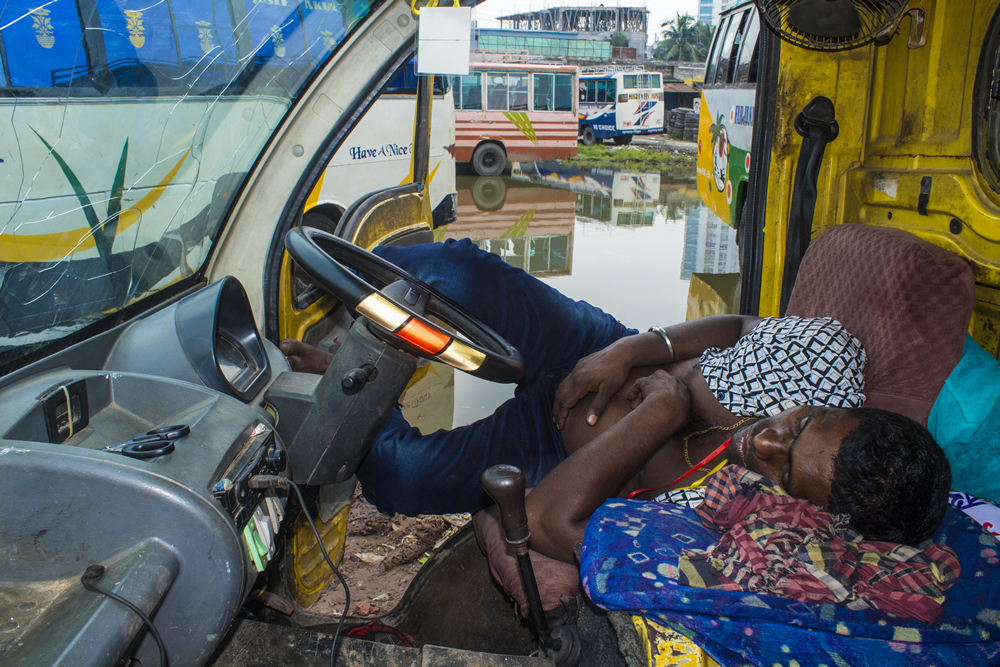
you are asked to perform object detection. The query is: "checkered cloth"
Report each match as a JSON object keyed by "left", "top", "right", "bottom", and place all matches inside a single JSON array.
[
  {"left": 699, "top": 317, "right": 867, "bottom": 417},
  {"left": 677, "top": 466, "right": 960, "bottom": 624}
]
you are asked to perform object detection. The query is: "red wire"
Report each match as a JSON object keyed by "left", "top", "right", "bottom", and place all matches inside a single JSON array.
[{"left": 625, "top": 438, "right": 731, "bottom": 500}]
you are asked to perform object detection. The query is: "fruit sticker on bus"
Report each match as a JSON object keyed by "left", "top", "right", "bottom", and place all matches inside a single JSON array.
[{"left": 348, "top": 143, "right": 412, "bottom": 160}]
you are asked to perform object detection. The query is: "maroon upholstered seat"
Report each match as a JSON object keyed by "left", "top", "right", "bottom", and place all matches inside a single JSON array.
[{"left": 785, "top": 224, "right": 974, "bottom": 425}]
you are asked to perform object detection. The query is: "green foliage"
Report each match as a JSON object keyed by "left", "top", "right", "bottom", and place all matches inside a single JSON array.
[
  {"left": 653, "top": 14, "right": 713, "bottom": 62},
  {"left": 568, "top": 144, "right": 695, "bottom": 172},
  {"left": 610, "top": 31, "right": 630, "bottom": 47}
]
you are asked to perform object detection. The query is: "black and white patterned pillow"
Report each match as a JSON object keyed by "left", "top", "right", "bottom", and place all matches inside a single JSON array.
[{"left": 699, "top": 317, "right": 867, "bottom": 417}]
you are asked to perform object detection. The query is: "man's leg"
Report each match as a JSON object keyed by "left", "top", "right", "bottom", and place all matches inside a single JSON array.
[
  {"left": 357, "top": 373, "right": 566, "bottom": 516},
  {"left": 313, "top": 238, "right": 635, "bottom": 516}
]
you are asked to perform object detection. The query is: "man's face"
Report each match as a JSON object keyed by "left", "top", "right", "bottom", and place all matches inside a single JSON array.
[{"left": 726, "top": 406, "right": 861, "bottom": 508}]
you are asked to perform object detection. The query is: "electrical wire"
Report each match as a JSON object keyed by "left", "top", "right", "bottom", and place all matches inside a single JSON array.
[
  {"left": 80, "top": 564, "right": 168, "bottom": 667},
  {"left": 287, "top": 479, "right": 351, "bottom": 667},
  {"left": 247, "top": 474, "right": 351, "bottom": 665}
]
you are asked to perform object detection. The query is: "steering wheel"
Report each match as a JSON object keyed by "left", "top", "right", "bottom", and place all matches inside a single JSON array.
[{"left": 284, "top": 227, "right": 524, "bottom": 384}]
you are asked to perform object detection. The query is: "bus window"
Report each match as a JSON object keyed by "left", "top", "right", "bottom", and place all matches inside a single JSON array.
[
  {"left": 735, "top": 11, "right": 761, "bottom": 84},
  {"left": 554, "top": 74, "right": 573, "bottom": 111},
  {"left": 487, "top": 72, "right": 508, "bottom": 110},
  {"left": 173, "top": 0, "right": 240, "bottom": 85},
  {"left": 704, "top": 15, "right": 730, "bottom": 85},
  {"left": 98, "top": 0, "right": 184, "bottom": 86},
  {"left": 623, "top": 74, "right": 638, "bottom": 89},
  {"left": 509, "top": 72, "right": 528, "bottom": 111},
  {"left": 597, "top": 79, "right": 609, "bottom": 101},
  {"left": 453, "top": 74, "right": 482, "bottom": 109},
  {"left": 2, "top": 5, "right": 88, "bottom": 88},
  {"left": 606, "top": 78, "right": 616, "bottom": 101},
  {"left": 715, "top": 11, "right": 747, "bottom": 85},
  {"left": 533, "top": 72, "right": 575, "bottom": 112},
  {"left": 725, "top": 11, "right": 750, "bottom": 84},
  {"left": 534, "top": 73, "right": 553, "bottom": 111},
  {"left": 387, "top": 62, "right": 449, "bottom": 94}
]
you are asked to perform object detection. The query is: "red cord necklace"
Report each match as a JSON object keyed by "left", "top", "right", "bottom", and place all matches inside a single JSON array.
[{"left": 625, "top": 437, "right": 731, "bottom": 500}]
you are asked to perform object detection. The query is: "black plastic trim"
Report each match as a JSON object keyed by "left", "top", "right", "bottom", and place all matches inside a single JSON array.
[
  {"left": 972, "top": 6, "right": 1000, "bottom": 195},
  {"left": 175, "top": 277, "right": 271, "bottom": 402},
  {"left": 740, "top": 11, "right": 780, "bottom": 317}
]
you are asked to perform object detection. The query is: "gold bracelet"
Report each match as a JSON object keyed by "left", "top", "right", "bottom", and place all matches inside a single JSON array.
[{"left": 648, "top": 326, "right": 675, "bottom": 364}]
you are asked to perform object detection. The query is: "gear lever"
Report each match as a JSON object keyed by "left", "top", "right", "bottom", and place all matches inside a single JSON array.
[{"left": 482, "top": 465, "right": 580, "bottom": 666}]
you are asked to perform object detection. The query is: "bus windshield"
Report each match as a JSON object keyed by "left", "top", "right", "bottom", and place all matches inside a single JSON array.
[{"left": 0, "top": 0, "right": 377, "bottom": 368}]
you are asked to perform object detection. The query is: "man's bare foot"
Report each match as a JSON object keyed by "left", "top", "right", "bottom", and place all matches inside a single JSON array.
[{"left": 280, "top": 339, "right": 335, "bottom": 375}]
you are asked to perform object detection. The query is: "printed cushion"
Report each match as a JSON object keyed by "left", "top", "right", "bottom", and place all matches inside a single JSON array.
[
  {"left": 785, "top": 224, "right": 974, "bottom": 425},
  {"left": 581, "top": 498, "right": 1000, "bottom": 666}
]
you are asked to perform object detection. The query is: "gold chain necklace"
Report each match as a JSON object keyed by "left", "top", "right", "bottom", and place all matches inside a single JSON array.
[{"left": 683, "top": 416, "right": 757, "bottom": 469}]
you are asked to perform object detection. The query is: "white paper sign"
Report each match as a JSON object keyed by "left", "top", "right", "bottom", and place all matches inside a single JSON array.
[{"left": 417, "top": 6, "right": 471, "bottom": 76}]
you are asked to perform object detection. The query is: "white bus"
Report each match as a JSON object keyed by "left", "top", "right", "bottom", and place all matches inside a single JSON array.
[
  {"left": 577, "top": 66, "right": 665, "bottom": 146},
  {"left": 316, "top": 61, "right": 456, "bottom": 227}
]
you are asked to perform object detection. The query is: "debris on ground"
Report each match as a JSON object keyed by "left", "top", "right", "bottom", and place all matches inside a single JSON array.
[{"left": 310, "top": 485, "right": 470, "bottom": 618}]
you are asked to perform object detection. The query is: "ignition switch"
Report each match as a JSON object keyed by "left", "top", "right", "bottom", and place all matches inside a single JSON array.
[
  {"left": 265, "top": 447, "right": 287, "bottom": 472},
  {"left": 341, "top": 363, "right": 377, "bottom": 395}
]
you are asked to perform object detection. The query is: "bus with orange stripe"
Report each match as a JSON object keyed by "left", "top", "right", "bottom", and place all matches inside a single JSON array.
[{"left": 451, "top": 61, "right": 578, "bottom": 176}]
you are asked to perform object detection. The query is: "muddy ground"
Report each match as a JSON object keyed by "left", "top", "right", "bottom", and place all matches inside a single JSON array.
[{"left": 310, "top": 485, "right": 470, "bottom": 618}]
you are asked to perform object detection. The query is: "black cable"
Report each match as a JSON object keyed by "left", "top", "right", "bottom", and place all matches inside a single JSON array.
[
  {"left": 80, "top": 564, "right": 169, "bottom": 667},
  {"left": 287, "top": 479, "right": 351, "bottom": 667}
]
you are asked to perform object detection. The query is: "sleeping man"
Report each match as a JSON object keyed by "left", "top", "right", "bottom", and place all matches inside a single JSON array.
[{"left": 281, "top": 238, "right": 952, "bottom": 561}]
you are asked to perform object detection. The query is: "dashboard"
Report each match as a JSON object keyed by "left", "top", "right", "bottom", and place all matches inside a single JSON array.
[{"left": 0, "top": 278, "right": 291, "bottom": 666}]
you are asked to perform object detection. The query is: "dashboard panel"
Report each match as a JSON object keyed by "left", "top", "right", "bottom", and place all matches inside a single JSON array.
[{"left": 0, "top": 278, "right": 291, "bottom": 666}]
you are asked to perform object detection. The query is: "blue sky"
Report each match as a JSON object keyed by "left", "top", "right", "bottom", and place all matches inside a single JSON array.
[{"left": 474, "top": 0, "right": 702, "bottom": 43}]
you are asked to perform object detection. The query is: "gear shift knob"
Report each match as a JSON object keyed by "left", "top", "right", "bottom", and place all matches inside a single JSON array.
[{"left": 482, "top": 464, "right": 529, "bottom": 547}]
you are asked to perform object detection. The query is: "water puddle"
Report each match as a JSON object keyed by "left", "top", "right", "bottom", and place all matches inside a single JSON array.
[{"left": 401, "top": 161, "right": 742, "bottom": 431}]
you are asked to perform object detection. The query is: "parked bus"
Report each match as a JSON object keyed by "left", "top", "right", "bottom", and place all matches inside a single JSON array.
[
  {"left": 695, "top": 0, "right": 760, "bottom": 232},
  {"left": 315, "top": 62, "right": 457, "bottom": 228},
  {"left": 577, "top": 66, "right": 665, "bottom": 146},
  {"left": 451, "top": 61, "right": 578, "bottom": 177}
]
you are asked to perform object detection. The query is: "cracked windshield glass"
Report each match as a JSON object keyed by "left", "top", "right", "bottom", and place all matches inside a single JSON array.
[{"left": 0, "top": 0, "right": 375, "bottom": 369}]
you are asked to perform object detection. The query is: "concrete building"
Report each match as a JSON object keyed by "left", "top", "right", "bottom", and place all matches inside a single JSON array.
[
  {"left": 498, "top": 7, "right": 648, "bottom": 57},
  {"left": 698, "top": 0, "right": 723, "bottom": 26},
  {"left": 475, "top": 28, "right": 610, "bottom": 60}
]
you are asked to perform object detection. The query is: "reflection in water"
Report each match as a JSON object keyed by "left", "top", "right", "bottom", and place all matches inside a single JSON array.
[
  {"left": 437, "top": 180, "right": 576, "bottom": 277},
  {"left": 402, "top": 165, "right": 735, "bottom": 432},
  {"left": 682, "top": 205, "right": 742, "bottom": 321}
]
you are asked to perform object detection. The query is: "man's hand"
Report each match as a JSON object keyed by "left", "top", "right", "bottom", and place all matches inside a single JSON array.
[
  {"left": 280, "top": 339, "right": 335, "bottom": 375},
  {"left": 552, "top": 339, "right": 636, "bottom": 430},
  {"left": 626, "top": 370, "right": 691, "bottom": 423}
]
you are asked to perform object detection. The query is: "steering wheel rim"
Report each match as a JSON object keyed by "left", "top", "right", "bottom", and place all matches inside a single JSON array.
[{"left": 284, "top": 227, "right": 524, "bottom": 383}]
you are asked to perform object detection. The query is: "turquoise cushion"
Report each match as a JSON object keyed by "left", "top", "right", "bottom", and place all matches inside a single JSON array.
[{"left": 928, "top": 335, "right": 1000, "bottom": 502}]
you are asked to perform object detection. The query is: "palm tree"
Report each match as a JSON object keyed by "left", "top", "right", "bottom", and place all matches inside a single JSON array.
[{"left": 653, "top": 13, "right": 709, "bottom": 62}]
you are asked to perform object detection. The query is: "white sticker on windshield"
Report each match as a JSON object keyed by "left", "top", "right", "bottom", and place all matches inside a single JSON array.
[{"left": 874, "top": 177, "right": 898, "bottom": 199}]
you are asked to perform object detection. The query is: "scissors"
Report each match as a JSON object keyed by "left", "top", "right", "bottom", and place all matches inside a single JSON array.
[{"left": 106, "top": 424, "right": 190, "bottom": 460}]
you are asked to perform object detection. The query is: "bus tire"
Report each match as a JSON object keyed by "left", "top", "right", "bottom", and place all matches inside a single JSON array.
[
  {"left": 471, "top": 176, "right": 507, "bottom": 211},
  {"left": 613, "top": 134, "right": 633, "bottom": 146},
  {"left": 581, "top": 126, "right": 597, "bottom": 146},
  {"left": 472, "top": 143, "right": 507, "bottom": 176}
]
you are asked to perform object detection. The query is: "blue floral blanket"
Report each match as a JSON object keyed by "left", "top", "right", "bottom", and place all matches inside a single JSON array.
[{"left": 580, "top": 500, "right": 1000, "bottom": 666}]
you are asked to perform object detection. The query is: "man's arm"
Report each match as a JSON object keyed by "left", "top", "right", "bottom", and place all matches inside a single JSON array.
[
  {"left": 553, "top": 314, "right": 761, "bottom": 430},
  {"left": 526, "top": 371, "right": 691, "bottom": 563}
]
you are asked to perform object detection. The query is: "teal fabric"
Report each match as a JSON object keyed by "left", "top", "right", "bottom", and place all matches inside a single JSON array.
[{"left": 928, "top": 335, "right": 1000, "bottom": 502}]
